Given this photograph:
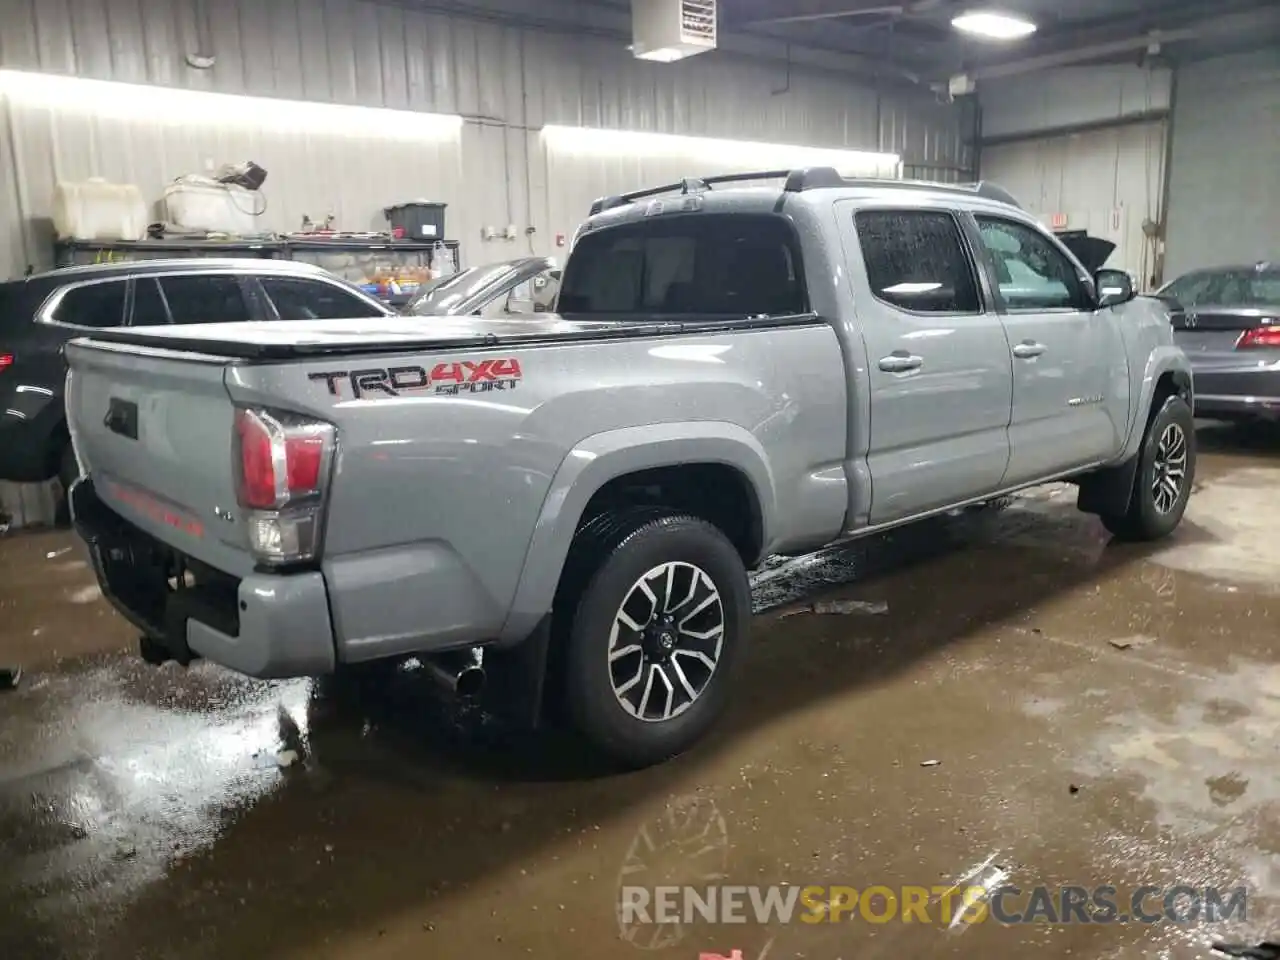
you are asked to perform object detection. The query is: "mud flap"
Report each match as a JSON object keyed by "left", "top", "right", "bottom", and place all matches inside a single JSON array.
[
  {"left": 1076, "top": 455, "right": 1139, "bottom": 518},
  {"left": 481, "top": 616, "right": 553, "bottom": 729}
]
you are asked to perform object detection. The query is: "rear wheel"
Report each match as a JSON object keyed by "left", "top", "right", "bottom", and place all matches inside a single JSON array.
[
  {"left": 558, "top": 508, "right": 751, "bottom": 769},
  {"left": 1101, "top": 394, "right": 1195, "bottom": 541}
]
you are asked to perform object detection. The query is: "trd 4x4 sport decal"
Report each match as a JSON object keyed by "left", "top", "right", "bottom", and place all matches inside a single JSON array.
[{"left": 308, "top": 358, "right": 523, "bottom": 399}]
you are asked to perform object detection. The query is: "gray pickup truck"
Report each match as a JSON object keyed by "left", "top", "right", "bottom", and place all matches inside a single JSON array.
[{"left": 64, "top": 168, "right": 1195, "bottom": 768}]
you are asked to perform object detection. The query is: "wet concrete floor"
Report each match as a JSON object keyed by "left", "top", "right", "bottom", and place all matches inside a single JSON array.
[{"left": 3, "top": 423, "right": 1280, "bottom": 960}]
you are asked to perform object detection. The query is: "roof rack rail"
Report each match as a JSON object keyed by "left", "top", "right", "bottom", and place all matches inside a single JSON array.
[
  {"left": 589, "top": 169, "right": 796, "bottom": 216},
  {"left": 586, "top": 166, "right": 1021, "bottom": 216}
]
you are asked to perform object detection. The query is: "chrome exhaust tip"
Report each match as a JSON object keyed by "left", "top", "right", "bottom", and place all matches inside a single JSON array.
[{"left": 421, "top": 647, "right": 486, "bottom": 699}]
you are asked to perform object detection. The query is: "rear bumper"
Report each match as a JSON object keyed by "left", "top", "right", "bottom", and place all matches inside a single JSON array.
[
  {"left": 1194, "top": 394, "right": 1280, "bottom": 419},
  {"left": 70, "top": 475, "right": 336, "bottom": 679},
  {"left": 1190, "top": 365, "right": 1280, "bottom": 419}
]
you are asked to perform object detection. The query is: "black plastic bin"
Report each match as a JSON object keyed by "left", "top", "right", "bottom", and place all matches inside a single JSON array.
[{"left": 385, "top": 202, "right": 447, "bottom": 241}]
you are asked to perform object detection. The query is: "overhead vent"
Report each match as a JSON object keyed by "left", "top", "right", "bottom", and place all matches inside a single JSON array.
[{"left": 632, "top": 0, "right": 717, "bottom": 63}]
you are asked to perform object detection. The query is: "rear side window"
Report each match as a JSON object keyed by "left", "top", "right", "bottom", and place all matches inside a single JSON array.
[
  {"left": 260, "top": 277, "right": 385, "bottom": 320},
  {"left": 159, "top": 275, "right": 251, "bottom": 325},
  {"left": 52, "top": 281, "right": 128, "bottom": 327},
  {"left": 854, "top": 210, "right": 981, "bottom": 314},
  {"left": 130, "top": 278, "right": 170, "bottom": 326},
  {"left": 558, "top": 214, "right": 807, "bottom": 317}
]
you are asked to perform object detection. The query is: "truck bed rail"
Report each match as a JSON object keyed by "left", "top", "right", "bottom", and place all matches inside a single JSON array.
[{"left": 68, "top": 312, "right": 826, "bottom": 362}]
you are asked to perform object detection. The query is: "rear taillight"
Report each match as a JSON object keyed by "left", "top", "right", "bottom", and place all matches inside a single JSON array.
[
  {"left": 233, "top": 408, "right": 335, "bottom": 565},
  {"left": 0, "top": 354, "right": 13, "bottom": 373},
  {"left": 1236, "top": 325, "right": 1280, "bottom": 349}
]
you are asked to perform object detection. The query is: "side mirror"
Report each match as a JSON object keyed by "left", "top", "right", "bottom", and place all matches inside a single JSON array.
[{"left": 1096, "top": 269, "right": 1135, "bottom": 307}]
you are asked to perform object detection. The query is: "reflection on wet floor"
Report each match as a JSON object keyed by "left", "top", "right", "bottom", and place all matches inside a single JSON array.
[{"left": 3, "top": 445, "right": 1280, "bottom": 960}]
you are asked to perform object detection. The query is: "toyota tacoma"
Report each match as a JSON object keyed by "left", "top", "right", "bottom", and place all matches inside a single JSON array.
[{"left": 64, "top": 168, "right": 1195, "bottom": 768}]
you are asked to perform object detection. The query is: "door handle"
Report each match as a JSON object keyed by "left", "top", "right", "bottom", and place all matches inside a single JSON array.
[
  {"left": 1012, "top": 341, "right": 1046, "bottom": 359},
  {"left": 878, "top": 352, "right": 923, "bottom": 373}
]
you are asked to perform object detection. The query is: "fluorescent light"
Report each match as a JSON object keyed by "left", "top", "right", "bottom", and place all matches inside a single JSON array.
[
  {"left": 951, "top": 10, "right": 1037, "bottom": 40},
  {"left": 634, "top": 47, "right": 691, "bottom": 62},
  {"left": 540, "top": 125, "right": 900, "bottom": 177},
  {"left": 0, "top": 69, "right": 463, "bottom": 140}
]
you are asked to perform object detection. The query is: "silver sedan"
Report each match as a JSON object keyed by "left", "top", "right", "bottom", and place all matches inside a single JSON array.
[{"left": 1160, "top": 261, "right": 1280, "bottom": 421}]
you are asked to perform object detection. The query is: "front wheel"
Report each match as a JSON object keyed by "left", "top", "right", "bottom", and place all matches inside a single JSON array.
[
  {"left": 1101, "top": 394, "right": 1196, "bottom": 541},
  {"left": 559, "top": 509, "right": 751, "bottom": 769}
]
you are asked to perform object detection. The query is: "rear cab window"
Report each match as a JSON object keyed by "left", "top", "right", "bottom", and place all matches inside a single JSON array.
[{"left": 558, "top": 213, "right": 808, "bottom": 318}]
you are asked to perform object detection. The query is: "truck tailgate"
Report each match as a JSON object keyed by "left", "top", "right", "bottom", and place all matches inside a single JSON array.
[{"left": 65, "top": 340, "right": 253, "bottom": 576}]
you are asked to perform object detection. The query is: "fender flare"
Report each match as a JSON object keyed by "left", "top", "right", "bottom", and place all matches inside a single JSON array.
[
  {"left": 1121, "top": 346, "right": 1193, "bottom": 462},
  {"left": 497, "top": 421, "right": 777, "bottom": 645},
  {"left": 1082, "top": 348, "right": 1192, "bottom": 519}
]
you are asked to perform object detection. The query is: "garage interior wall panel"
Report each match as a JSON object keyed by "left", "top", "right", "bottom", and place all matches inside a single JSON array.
[
  {"left": 1164, "top": 50, "right": 1280, "bottom": 279},
  {"left": 0, "top": 87, "right": 469, "bottom": 273},
  {"left": 979, "top": 65, "right": 1171, "bottom": 141},
  {"left": 0, "top": 0, "right": 968, "bottom": 280},
  {"left": 980, "top": 121, "right": 1167, "bottom": 287}
]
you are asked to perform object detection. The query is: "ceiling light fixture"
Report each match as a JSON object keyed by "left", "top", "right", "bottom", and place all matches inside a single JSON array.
[
  {"left": 0, "top": 69, "right": 464, "bottom": 140},
  {"left": 951, "top": 10, "right": 1037, "bottom": 40}
]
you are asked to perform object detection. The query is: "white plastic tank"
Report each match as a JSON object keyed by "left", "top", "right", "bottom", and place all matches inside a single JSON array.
[
  {"left": 52, "top": 178, "right": 148, "bottom": 241},
  {"left": 163, "top": 177, "right": 263, "bottom": 236}
]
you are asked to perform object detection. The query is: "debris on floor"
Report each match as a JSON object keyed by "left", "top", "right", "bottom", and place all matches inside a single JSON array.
[
  {"left": 1108, "top": 634, "right": 1156, "bottom": 651},
  {"left": 780, "top": 599, "right": 889, "bottom": 618},
  {"left": 920, "top": 759, "right": 941, "bottom": 768},
  {"left": 0, "top": 666, "right": 20, "bottom": 691}
]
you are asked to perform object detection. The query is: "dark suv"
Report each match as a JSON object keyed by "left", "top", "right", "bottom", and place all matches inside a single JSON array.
[{"left": 0, "top": 258, "right": 391, "bottom": 496}]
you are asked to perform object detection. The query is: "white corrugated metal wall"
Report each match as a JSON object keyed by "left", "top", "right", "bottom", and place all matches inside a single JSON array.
[
  {"left": 0, "top": 0, "right": 971, "bottom": 279},
  {"left": 0, "top": 0, "right": 970, "bottom": 528},
  {"left": 1163, "top": 50, "right": 1280, "bottom": 278},
  {"left": 980, "top": 122, "right": 1168, "bottom": 286},
  {"left": 977, "top": 66, "right": 1171, "bottom": 287}
]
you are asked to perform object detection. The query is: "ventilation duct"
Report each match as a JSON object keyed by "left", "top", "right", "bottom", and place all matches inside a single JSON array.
[{"left": 632, "top": 0, "right": 717, "bottom": 62}]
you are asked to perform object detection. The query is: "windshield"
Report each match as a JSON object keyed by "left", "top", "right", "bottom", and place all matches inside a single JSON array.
[
  {"left": 557, "top": 214, "right": 807, "bottom": 318},
  {"left": 1160, "top": 267, "right": 1280, "bottom": 308}
]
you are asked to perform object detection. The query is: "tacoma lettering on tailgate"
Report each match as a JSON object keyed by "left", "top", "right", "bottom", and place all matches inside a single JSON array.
[{"left": 309, "top": 358, "right": 523, "bottom": 399}]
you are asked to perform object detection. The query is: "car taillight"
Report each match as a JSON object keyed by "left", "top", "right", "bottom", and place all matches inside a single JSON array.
[
  {"left": 233, "top": 408, "right": 335, "bottom": 565},
  {"left": 0, "top": 353, "right": 13, "bottom": 373},
  {"left": 1235, "top": 325, "right": 1280, "bottom": 349}
]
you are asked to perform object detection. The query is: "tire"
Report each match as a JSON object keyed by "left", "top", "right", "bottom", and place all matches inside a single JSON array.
[
  {"left": 1101, "top": 394, "right": 1196, "bottom": 541},
  {"left": 557, "top": 508, "right": 751, "bottom": 769}
]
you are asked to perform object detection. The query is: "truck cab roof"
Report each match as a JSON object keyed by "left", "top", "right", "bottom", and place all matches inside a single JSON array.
[{"left": 581, "top": 167, "right": 1025, "bottom": 232}]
